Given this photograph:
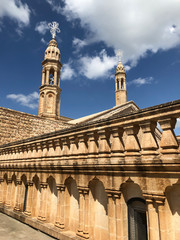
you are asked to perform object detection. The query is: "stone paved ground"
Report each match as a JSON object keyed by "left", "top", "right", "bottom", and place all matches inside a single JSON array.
[{"left": 0, "top": 213, "right": 56, "bottom": 240}]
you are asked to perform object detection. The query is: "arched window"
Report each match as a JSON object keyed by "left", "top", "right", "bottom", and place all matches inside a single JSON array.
[
  {"left": 49, "top": 74, "right": 54, "bottom": 85},
  {"left": 117, "top": 79, "right": 119, "bottom": 90},
  {"left": 128, "top": 198, "right": 147, "bottom": 240},
  {"left": 121, "top": 78, "right": 124, "bottom": 89}
]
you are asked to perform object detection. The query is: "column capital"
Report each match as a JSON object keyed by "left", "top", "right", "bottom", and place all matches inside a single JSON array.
[
  {"left": 143, "top": 193, "right": 165, "bottom": 205},
  {"left": 27, "top": 181, "right": 33, "bottom": 186},
  {"left": 105, "top": 189, "right": 121, "bottom": 199},
  {"left": 56, "top": 184, "right": 65, "bottom": 191},
  {"left": 78, "top": 187, "right": 89, "bottom": 195},
  {"left": 40, "top": 182, "right": 48, "bottom": 188},
  {"left": 17, "top": 180, "right": 22, "bottom": 185}
]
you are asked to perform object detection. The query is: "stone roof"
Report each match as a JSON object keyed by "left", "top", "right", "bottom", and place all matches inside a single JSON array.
[{"left": 68, "top": 101, "right": 139, "bottom": 125}]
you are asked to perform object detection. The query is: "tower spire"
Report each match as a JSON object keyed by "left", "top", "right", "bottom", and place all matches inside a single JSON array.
[
  {"left": 115, "top": 50, "right": 127, "bottom": 106},
  {"left": 38, "top": 22, "right": 62, "bottom": 120}
]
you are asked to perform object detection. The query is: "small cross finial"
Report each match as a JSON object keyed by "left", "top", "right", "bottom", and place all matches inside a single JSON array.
[
  {"left": 48, "top": 21, "right": 60, "bottom": 39},
  {"left": 116, "top": 49, "right": 123, "bottom": 63}
]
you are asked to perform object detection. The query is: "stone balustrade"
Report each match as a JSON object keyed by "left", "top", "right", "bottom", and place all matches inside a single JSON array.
[{"left": 0, "top": 100, "right": 180, "bottom": 168}]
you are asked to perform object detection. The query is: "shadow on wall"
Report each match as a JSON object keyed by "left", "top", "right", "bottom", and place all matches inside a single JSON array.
[
  {"left": 89, "top": 178, "right": 108, "bottom": 215},
  {"left": 165, "top": 179, "right": 180, "bottom": 216}
]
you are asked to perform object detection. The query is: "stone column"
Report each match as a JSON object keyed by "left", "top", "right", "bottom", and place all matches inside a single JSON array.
[
  {"left": 0, "top": 179, "right": 4, "bottom": 204},
  {"left": 83, "top": 189, "right": 89, "bottom": 239},
  {"left": 55, "top": 185, "right": 65, "bottom": 229},
  {"left": 115, "top": 193, "right": 122, "bottom": 240},
  {"left": 14, "top": 180, "right": 22, "bottom": 211},
  {"left": 124, "top": 125, "right": 140, "bottom": 156},
  {"left": 6, "top": 179, "right": 12, "bottom": 207},
  {"left": 42, "top": 70, "right": 45, "bottom": 85},
  {"left": 24, "top": 181, "right": 33, "bottom": 216},
  {"left": 159, "top": 118, "right": 178, "bottom": 153},
  {"left": 140, "top": 121, "right": 159, "bottom": 155},
  {"left": 77, "top": 189, "right": 84, "bottom": 238},
  {"left": 77, "top": 188, "right": 89, "bottom": 239},
  {"left": 54, "top": 70, "right": 57, "bottom": 85},
  {"left": 46, "top": 69, "right": 50, "bottom": 84},
  {"left": 145, "top": 197, "right": 160, "bottom": 240},
  {"left": 38, "top": 183, "right": 48, "bottom": 222},
  {"left": 106, "top": 190, "right": 121, "bottom": 240},
  {"left": 107, "top": 192, "right": 116, "bottom": 240},
  {"left": 155, "top": 197, "right": 166, "bottom": 240}
]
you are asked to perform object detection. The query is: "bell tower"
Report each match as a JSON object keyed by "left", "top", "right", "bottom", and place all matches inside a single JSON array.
[
  {"left": 115, "top": 51, "right": 127, "bottom": 106},
  {"left": 38, "top": 22, "right": 62, "bottom": 120}
]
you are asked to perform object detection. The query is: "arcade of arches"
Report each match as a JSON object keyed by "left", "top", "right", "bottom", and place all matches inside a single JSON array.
[{"left": 1, "top": 99, "right": 180, "bottom": 240}]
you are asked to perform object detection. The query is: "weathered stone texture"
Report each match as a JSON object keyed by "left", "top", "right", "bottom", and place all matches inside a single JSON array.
[{"left": 0, "top": 107, "right": 70, "bottom": 146}]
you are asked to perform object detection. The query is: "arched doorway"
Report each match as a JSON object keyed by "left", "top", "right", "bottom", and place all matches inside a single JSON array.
[{"left": 128, "top": 198, "right": 148, "bottom": 240}]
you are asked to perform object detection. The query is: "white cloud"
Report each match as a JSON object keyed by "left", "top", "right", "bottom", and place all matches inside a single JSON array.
[
  {"left": 72, "top": 37, "right": 88, "bottom": 52},
  {"left": 6, "top": 92, "right": 39, "bottom": 109},
  {"left": 47, "top": 0, "right": 180, "bottom": 67},
  {"left": 61, "top": 63, "right": 76, "bottom": 80},
  {"left": 0, "top": 0, "right": 30, "bottom": 27},
  {"left": 41, "top": 38, "right": 47, "bottom": 44},
  {"left": 35, "top": 21, "right": 49, "bottom": 35},
  {"left": 128, "top": 77, "right": 154, "bottom": 87},
  {"left": 79, "top": 49, "right": 117, "bottom": 79}
]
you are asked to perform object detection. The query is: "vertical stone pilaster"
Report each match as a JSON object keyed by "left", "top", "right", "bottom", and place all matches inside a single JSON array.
[
  {"left": 14, "top": 180, "right": 22, "bottom": 211},
  {"left": 77, "top": 189, "right": 84, "bottom": 237},
  {"left": 0, "top": 179, "right": 4, "bottom": 204},
  {"left": 6, "top": 179, "right": 12, "bottom": 207},
  {"left": 83, "top": 189, "right": 89, "bottom": 239},
  {"left": 38, "top": 183, "right": 48, "bottom": 222},
  {"left": 77, "top": 188, "right": 89, "bottom": 239},
  {"left": 42, "top": 70, "right": 45, "bottom": 85},
  {"left": 24, "top": 181, "right": 33, "bottom": 216},
  {"left": 155, "top": 197, "right": 166, "bottom": 240},
  {"left": 145, "top": 197, "right": 160, "bottom": 240},
  {"left": 54, "top": 70, "right": 57, "bottom": 85},
  {"left": 106, "top": 190, "right": 121, "bottom": 240},
  {"left": 55, "top": 185, "right": 65, "bottom": 229},
  {"left": 46, "top": 69, "right": 50, "bottom": 84}
]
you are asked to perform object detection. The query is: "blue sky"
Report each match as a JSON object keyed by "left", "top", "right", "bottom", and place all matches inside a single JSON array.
[{"left": 0, "top": 0, "right": 180, "bottom": 129}]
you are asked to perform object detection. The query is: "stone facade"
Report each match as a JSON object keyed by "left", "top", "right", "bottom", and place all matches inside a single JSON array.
[
  {"left": 0, "top": 107, "right": 71, "bottom": 146},
  {"left": 0, "top": 34, "right": 180, "bottom": 240},
  {"left": 0, "top": 100, "right": 180, "bottom": 240}
]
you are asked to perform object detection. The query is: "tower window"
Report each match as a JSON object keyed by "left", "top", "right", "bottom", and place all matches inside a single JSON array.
[
  {"left": 117, "top": 79, "right": 119, "bottom": 90},
  {"left": 49, "top": 74, "right": 54, "bottom": 85},
  {"left": 121, "top": 78, "right": 124, "bottom": 89},
  {"left": 128, "top": 198, "right": 148, "bottom": 240}
]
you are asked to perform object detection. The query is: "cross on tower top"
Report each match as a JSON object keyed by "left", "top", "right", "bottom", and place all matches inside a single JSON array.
[
  {"left": 48, "top": 21, "right": 60, "bottom": 39},
  {"left": 116, "top": 49, "right": 123, "bottom": 63}
]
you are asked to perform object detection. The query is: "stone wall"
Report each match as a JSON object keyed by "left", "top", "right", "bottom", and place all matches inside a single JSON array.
[{"left": 0, "top": 107, "right": 70, "bottom": 146}]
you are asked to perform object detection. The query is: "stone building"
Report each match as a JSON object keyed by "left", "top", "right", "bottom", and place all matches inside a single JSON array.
[{"left": 0, "top": 31, "right": 180, "bottom": 240}]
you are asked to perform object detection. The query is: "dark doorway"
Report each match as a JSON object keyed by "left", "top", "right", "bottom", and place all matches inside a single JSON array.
[{"left": 128, "top": 198, "right": 148, "bottom": 240}]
